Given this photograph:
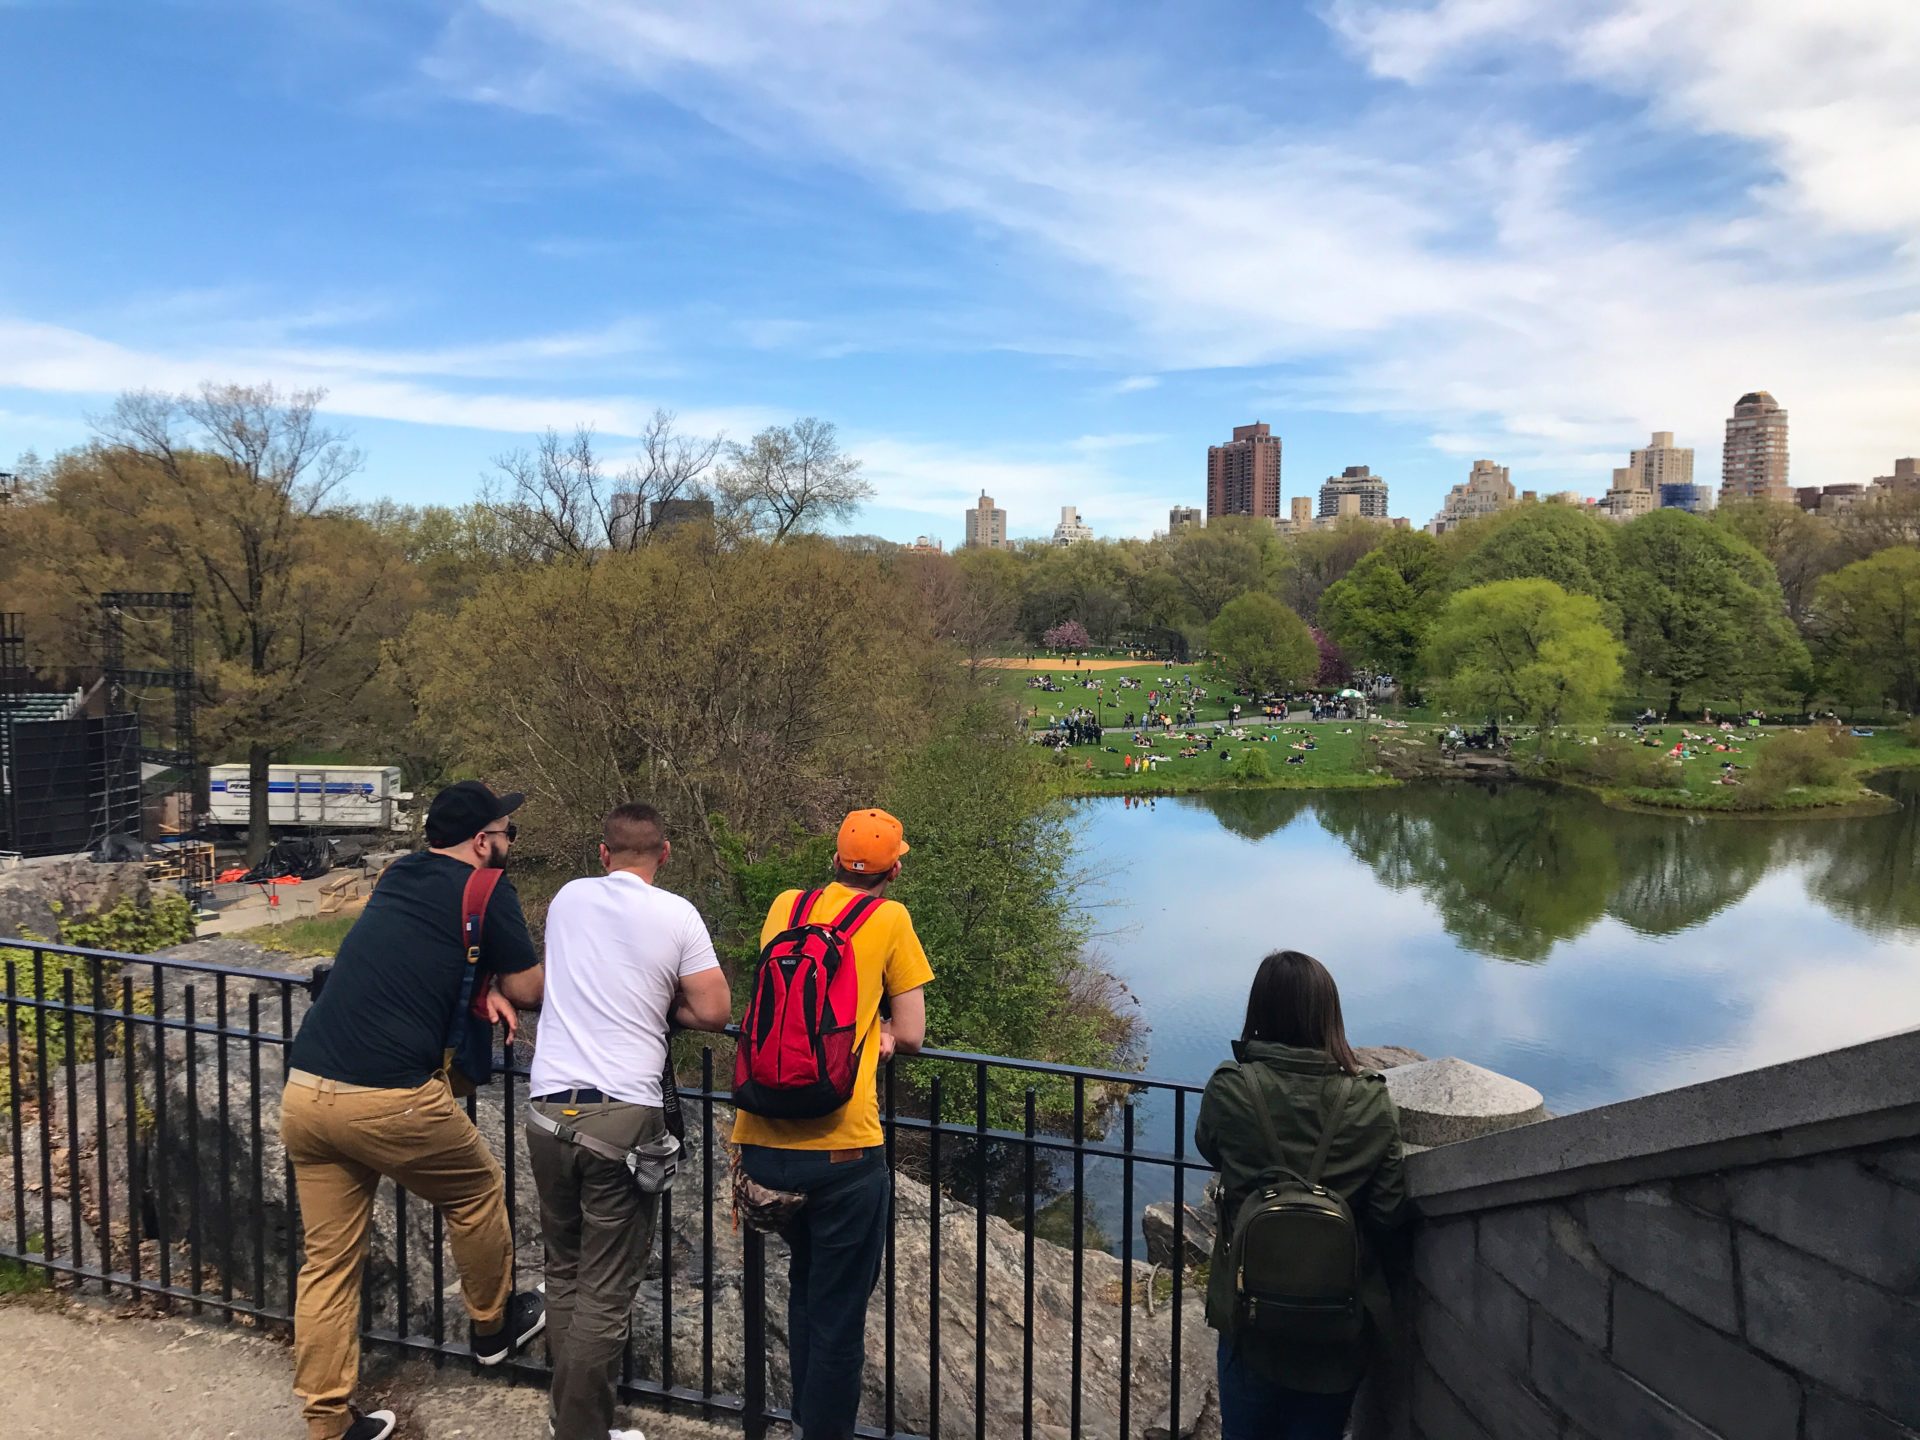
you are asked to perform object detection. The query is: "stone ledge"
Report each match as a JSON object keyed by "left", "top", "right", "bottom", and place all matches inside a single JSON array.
[{"left": 1406, "top": 1027, "right": 1920, "bottom": 1216}]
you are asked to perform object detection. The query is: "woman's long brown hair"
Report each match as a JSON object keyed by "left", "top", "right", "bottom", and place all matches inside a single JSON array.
[{"left": 1240, "top": 949, "right": 1361, "bottom": 1075}]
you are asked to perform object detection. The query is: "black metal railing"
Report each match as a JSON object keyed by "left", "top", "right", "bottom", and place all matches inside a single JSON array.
[{"left": 0, "top": 939, "right": 1218, "bottom": 1440}]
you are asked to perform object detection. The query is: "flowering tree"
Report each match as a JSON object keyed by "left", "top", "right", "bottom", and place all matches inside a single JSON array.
[
  {"left": 1312, "top": 627, "right": 1351, "bottom": 687},
  {"left": 1043, "top": 619, "right": 1091, "bottom": 652}
]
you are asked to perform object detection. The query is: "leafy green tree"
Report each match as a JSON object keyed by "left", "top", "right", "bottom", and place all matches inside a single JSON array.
[
  {"left": 1445, "top": 504, "right": 1621, "bottom": 608},
  {"left": 1713, "top": 499, "right": 1838, "bottom": 629},
  {"left": 1270, "top": 521, "right": 1383, "bottom": 618},
  {"left": 1162, "top": 519, "right": 1269, "bottom": 623},
  {"left": 1814, "top": 547, "right": 1920, "bottom": 710},
  {"left": 1318, "top": 528, "right": 1450, "bottom": 690},
  {"left": 1615, "top": 510, "right": 1808, "bottom": 717},
  {"left": 1424, "top": 579, "right": 1624, "bottom": 737},
  {"left": 1208, "top": 592, "right": 1318, "bottom": 693}
]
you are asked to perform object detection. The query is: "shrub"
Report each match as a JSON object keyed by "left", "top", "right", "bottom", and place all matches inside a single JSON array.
[
  {"left": 1751, "top": 727, "right": 1857, "bottom": 793},
  {"left": 1905, "top": 717, "right": 1920, "bottom": 749},
  {"left": 1548, "top": 735, "right": 1677, "bottom": 791},
  {"left": 1230, "top": 747, "right": 1273, "bottom": 781}
]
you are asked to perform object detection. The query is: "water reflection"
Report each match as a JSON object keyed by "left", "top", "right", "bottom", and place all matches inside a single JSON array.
[{"left": 1081, "top": 770, "right": 1920, "bottom": 1118}]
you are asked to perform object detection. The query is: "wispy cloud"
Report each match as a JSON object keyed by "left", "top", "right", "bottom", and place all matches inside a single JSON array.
[
  {"left": 1110, "top": 375, "right": 1160, "bottom": 395},
  {"left": 451, "top": 0, "right": 1920, "bottom": 488}
]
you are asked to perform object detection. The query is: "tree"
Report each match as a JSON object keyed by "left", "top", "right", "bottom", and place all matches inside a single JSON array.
[
  {"left": 1271, "top": 521, "right": 1383, "bottom": 618},
  {"left": 1160, "top": 520, "right": 1267, "bottom": 623},
  {"left": 1445, "top": 504, "right": 1620, "bottom": 608},
  {"left": 485, "top": 411, "right": 722, "bottom": 560},
  {"left": 1615, "top": 510, "right": 1807, "bottom": 717},
  {"left": 1311, "top": 628, "right": 1350, "bottom": 687},
  {"left": 1042, "top": 619, "right": 1091, "bottom": 651},
  {"left": 1424, "top": 579, "right": 1624, "bottom": 738},
  {"left": 716, "top": 417, "right": 872, "bottom": 541},
  {"left": 1813, "top": 547, "right": 1920, "bottom": 711},
  {"left": 1317, "top": 528, "right": 1450, "bottom": 689},
  {"left": 1208, "top": 593, "right": 1318, "bottom": 693},
  {"left": 83, "top": 386, "right": 417, "bottom": 861},
  {"left": 1713, "top": 500, "right": 1838, "bottom": 629}
]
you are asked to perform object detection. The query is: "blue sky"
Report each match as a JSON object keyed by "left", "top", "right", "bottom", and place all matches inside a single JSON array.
[{"left": 3, "top": 0, "right": 1917, "bottom": 546}]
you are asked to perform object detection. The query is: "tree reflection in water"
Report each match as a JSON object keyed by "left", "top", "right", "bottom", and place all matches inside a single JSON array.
[{"left": 1192, "top": 771, "right": 1920, "bottom": 964}]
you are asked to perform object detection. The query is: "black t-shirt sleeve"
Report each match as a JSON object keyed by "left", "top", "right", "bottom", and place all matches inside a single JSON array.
[{"left": 481, "top": 879, "right": 540, "bottom": 975}]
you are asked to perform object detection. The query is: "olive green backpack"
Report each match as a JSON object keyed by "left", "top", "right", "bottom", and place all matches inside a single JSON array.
[{"left": 1226, "top": 1068, "right": 1364, "bottom": 1343}]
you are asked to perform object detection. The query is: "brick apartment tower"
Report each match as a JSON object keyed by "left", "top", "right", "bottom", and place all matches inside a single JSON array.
[
  {"left": 1207, "top": 422, "right": 1283, "bottom": 520},
  {"left": 1721, "top": 392, "right": 1790, "bottom": 503}
]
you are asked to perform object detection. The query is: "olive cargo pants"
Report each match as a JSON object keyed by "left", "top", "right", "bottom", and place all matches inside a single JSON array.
[
  {"left": 526, "top": 1097, "right": 666, "bottom": 1440},
  {"left": 282, "top": 1071, "right": 513, "bottom": 1440}
]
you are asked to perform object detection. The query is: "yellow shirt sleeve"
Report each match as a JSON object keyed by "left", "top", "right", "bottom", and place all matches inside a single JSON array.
[{"left": 881, "top": 903, "right": 935, "bottom": 997}]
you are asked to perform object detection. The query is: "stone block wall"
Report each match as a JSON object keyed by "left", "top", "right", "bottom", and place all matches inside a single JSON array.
[
  {"left": 1365, "top": 1031, "right": 1920, "bottom": 1440},
  {"left": 1390, "top": 1140, "right": 1920, "bottom": 1439}
]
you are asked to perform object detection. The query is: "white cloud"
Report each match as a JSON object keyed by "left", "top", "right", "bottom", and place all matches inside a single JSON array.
[
  {"left": 451, "top": 0, "right": 1920, "bottom": 491},
  {"left": 0, "top": 314, "right": 767, "bottom": 442},
  {"left": 853, "top": 433, "right": 1171, "bottom": 540},
  {"left": 1110, "top": 375, "right": 1161, "bottom": 394}
]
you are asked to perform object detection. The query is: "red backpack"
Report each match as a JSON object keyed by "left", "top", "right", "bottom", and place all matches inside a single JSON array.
[{"left": 732, "top": 888, "right": 883, "bottom": 1118}]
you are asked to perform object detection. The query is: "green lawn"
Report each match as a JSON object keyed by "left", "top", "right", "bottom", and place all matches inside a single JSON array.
[
  {"left": 1048, "top": 717, "right": 1416, "bottom": 794},
  {"left": 990, "top": 659, "right": 1342, "bottom": 733},
  {"left": 254, "top": 914, "right": 357, "bottom": 957},
  {"left": 1588, "top": 723, "right": 1920, "bottom": 812}
]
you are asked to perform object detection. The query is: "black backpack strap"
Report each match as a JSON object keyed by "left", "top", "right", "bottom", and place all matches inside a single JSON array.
[
  {"left": 1307, "top": 1075, "right": 1357, "bottom": 1187},
  {"left": 824, "top": 891, "right": 884, "bottom": 940},
  {"left": 1240, "top": 1064, "right": 1291, "bottom": 1178},
  {"left": 789, "top": 888, "right": 823, "bottom": 928}
]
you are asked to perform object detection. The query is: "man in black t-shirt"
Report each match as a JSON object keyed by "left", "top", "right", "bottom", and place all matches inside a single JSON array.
[{"left": 282, "top": 781, "right": 548, "bottom": 1440}]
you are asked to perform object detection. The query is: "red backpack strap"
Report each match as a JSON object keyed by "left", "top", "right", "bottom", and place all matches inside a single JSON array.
[
  {"left": 462, "top": 867, "right": 505, "bottom": 964},
  {"left": 824, "top": 892, "right": 885, "bottom": 941},
  {"left": 789, "top": 887, "right": 823, "bottom": 930}
]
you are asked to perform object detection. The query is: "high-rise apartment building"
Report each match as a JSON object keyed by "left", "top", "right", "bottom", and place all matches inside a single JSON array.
[
  {"left": 1874, "top": 458, "right": 1919, "bottom": 498},
  {"left": 964, "top": 490, "right": 1008, "bottom": 550},
  {"left": 1168, "top": 506, "right": 1203, "bottom": 533},
  {"left": 1721, "top": 392, "right": 1790, "bottom": 503},
  {"left": 1207, "top": 422, "right": 1283, "bottom": 521},
  {"left": 1601, "top": 431, "right": 1700, "bottom": 521},
  {"left": 1429, "top": 459, "right": 1515, "bottom": 534},
  {"left": 1052, "top": 506, "right": 1094, "bottom": 547},
  {"left": 1318, "top": 465, "right": 1389, "bottom": 520},
  {"left": 1629, "top": 432, "right": 1695, "bottom": 492}
]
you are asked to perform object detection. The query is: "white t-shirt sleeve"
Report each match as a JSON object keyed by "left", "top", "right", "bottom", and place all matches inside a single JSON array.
[{"left": 678, "top": 902, "right": 722, "bottom": 978}]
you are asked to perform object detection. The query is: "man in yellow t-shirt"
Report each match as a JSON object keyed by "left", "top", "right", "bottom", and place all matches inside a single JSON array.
[{"left": 732, "top": 808, "right": 933, "bottom": 1440}]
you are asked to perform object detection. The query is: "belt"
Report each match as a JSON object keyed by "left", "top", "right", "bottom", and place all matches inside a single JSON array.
[
  {"left": 287, "top": 1068, "right": 392, "bottom": 1094},
  {"left": 533, "top": 1087, "right": 610, "bottom": 1105}
]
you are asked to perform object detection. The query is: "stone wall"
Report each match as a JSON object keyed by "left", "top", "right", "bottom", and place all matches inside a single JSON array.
[{"left": 1364, "top": 1029, "right": 1920, "bottom": 1440}]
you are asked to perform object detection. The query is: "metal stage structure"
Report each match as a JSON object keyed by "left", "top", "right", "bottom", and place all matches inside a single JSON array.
[{"left": 100, "top": 591, "right": 198, "bottom": 836}]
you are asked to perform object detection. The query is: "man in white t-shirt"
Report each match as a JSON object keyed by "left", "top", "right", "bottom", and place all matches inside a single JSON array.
[{"left": 526, "top": 802, "right": 731, "bottom": 1440}]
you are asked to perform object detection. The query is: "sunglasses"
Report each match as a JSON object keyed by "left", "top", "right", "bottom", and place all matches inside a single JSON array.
[{"left": 485, "top": 822, "right": 518, "bottom": 843}]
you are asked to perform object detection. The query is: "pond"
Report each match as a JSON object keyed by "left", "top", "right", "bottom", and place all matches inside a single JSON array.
[{"left": 1081, "top": 770, "right": 1920, "bottom": 1119}]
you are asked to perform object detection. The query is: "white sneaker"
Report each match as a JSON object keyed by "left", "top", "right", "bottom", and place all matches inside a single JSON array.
[{"left": 610, "top": 1430, "right": 647, "bottom": 1440}]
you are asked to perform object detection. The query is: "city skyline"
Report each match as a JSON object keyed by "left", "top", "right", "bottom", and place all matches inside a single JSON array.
[{"left": 4, "top": 4, "right": 1919, "bottom": 551}]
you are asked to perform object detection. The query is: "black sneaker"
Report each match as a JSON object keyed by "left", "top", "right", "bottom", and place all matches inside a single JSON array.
[
  {"left": 473, "top": 1288, "right": 547, "bottom": 1366},
  {"left": 344, "top": 1408, "right": 396, "bottom": 1440}
]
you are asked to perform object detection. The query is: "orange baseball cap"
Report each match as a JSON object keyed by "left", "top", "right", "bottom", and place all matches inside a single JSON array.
[{"left": 836, "top": 808, "right": 910, "bottom": 873}]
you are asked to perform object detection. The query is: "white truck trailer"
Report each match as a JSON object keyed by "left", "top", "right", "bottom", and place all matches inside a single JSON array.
[{"left": 206, "top": 765, "right": 412, "bottom": 833}]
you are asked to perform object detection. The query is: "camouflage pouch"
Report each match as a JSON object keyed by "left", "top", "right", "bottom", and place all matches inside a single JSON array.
[{"left": 730, "top": 1148, "right": 808, "bottom": 1236}]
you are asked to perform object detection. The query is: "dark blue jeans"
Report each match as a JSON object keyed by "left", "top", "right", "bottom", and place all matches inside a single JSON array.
[
  {"left": 740, "top": 1145, "right": 890, "bottom": 1440},
  {"left": 1217, "top": 1335, "right": 1357, "bottom": 1440}
]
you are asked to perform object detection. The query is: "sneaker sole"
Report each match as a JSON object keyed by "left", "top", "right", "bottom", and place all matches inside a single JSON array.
[
  {"left": 356, "top": 1416, "right": 396, "bottom": 1440},
  {"left": 474, "top": 1309, "right": 547, "bottom": 1367}
]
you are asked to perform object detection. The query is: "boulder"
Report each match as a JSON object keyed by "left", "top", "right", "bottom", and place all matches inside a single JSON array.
[
  {"left": 0, "top": 858, "right": 153, "bottom": 944},
  {"left": 1382, "top": 1056, "right": 1545, "bottom": 1148},
  {"left": 1142, "top": 1200, "right": 1215, "bottom": 1271}
]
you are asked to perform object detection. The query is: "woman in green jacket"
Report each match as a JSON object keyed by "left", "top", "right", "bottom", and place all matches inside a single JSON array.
[{"left": 1195, "top": 950, "right": 1410, "bottom": 1440}]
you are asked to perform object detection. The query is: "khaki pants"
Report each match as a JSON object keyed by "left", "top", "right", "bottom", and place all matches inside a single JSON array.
[
  {"left": 282, "top": 1072, "right": 513, "bottom": 1440},
  {"left": 526, "top": 1098, "right": 665, "bottom": 1440}
]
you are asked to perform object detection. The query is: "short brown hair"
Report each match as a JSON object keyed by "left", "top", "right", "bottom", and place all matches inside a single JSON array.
[
  {"left": 603, "top": 802, "right": 666, "bottom": 863},
  {"left": 832, "top": 860, "right": 893, "bottom": 891}
]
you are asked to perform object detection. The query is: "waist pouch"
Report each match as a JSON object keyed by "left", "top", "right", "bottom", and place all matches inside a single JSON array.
[
  {"left": 527, "top": 1105, "right": 680, "bottom": 1194},
  {"left": 731, "top": 1150, "right": 808, "bottom": 1236}
]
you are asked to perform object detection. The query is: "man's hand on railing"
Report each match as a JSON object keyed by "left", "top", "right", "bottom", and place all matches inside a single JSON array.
[
  {"left": 879, "top": 1020, "right": 897, "bottom": 1062},
  {"left": 480, "top": 986, "right": 519, "bottom": 1043}
]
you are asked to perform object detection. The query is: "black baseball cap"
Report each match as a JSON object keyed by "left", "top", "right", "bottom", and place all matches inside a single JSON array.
[{"left": 425, "top": 780, "right": 524, "bottom": 847}]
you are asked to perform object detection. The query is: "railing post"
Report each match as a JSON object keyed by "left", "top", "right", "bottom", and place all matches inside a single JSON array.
[{"left": 742, "top": 1223, "right": 768, "bottom": 1440}]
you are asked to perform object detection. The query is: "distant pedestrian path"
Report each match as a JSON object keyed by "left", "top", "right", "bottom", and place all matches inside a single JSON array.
[{"left": 980, "top": 656, "right": 1169, "bottom": 670}]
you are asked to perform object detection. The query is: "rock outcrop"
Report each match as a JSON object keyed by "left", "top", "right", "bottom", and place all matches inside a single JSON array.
[{"left": 0, "top": 858, "right": 153, "bottom": 943}]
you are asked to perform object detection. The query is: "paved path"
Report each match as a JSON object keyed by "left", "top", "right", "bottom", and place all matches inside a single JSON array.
[{"left": 0, "top": 1295, "right": 738, "bottom": 1440}]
